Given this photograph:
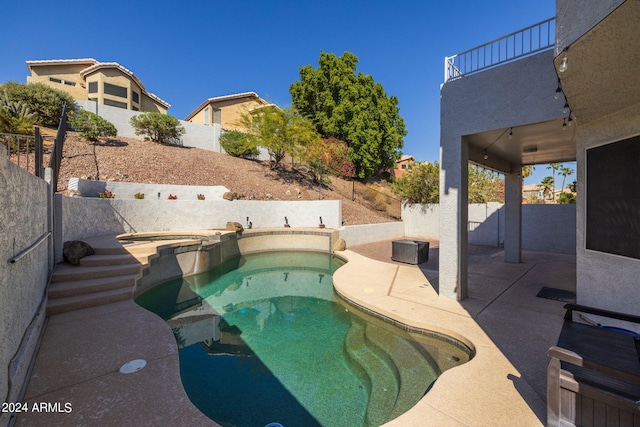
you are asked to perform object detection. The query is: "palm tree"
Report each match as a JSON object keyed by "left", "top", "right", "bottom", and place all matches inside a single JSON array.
[
  {"left": 547, "top": 163, "right": 561, "bottom": 202},
  {"left": 540, "top": 176, "right": 554, "bottom": 203},
  {"left": 559, "top": 165, "right": 575, "bottom": 193},
  {"left": 521, "top": 165, "right": 534, "bottom": 180}
]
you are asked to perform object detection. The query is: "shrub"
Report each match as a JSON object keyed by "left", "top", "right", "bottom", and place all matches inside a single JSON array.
[
  {"left": 69, "top": 110, "right": 117, "bottom": 141},
  {"left": 390, "top": 162, "right": 440, "bottom": 204},
  {"left": 557, "top": 192, "right": 576, "bottom": 204},
  {"left": 220, "top": 130, "right": 260, "bottom": 158},
  {"left": 168, "top": 194, "right": 177, "bottom": 200},
  {"left": 130, "top": 112, "right": 185, "bottom": 144},
  {"left": 197, "top": 194, "right": 205, "bottom": 200},
  {"left": 134, "top": 192, "right": 144, "bottom": 199},
  {"left": 0, "top": 81, "right": 77, "bottom": 127}
]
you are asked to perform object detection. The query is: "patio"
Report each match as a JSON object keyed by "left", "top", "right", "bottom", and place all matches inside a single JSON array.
[{"left": 15, "top": 236, "right": 575, "bottom": 426}]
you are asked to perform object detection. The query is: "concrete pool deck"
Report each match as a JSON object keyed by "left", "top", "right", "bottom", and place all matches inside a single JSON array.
[{"left": 16, "top": 235, "right": 575, "bottom": 426}]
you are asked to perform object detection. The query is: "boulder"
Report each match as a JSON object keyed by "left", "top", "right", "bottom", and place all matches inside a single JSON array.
[
  {"left": 333, "top": 238, "right": 346, "bottom": 252},
  {"left": 223, "top": 191, "right": 237, "bottom": 201},
  {"left": 226, "top": 222, "right": 244, "bottom": 233},
  {"left": 63, "top": 240, "right": 95, "bottom": 265}
]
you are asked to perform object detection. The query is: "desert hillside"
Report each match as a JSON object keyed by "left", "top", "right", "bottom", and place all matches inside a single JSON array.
[{"left": 52, "top": 131, "right": 401, "bottom": 226}]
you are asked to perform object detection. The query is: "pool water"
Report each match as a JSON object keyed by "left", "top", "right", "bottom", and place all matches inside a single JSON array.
[{"left": 136, "top": 251, "right": 471, "bottom": 427}]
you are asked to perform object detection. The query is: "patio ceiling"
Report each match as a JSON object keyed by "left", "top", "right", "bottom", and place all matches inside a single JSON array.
[
  {"left": 466, "top": 118, "right": 577, "bottom": 169},
  {"left": 554, "top": 1, "right": 640, "bottom": 123}
]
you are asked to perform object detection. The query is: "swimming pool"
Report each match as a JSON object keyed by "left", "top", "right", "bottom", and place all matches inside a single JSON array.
[{"left": 136, "top": 251, "right": 471, "bottom": 427}]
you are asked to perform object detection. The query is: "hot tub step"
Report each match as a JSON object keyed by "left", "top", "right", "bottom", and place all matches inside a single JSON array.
[
  {"left": 47, "top": 287, "right": 132, "bottom": 315},
  {"left": 51, "top": 263, "right": 142, "bottom": 283},
  {"left": 49, "top": 274, "right": 139, "bottom": 299},
  {"left": 78, "top": 254, "right": 139, "bottom": 267}
]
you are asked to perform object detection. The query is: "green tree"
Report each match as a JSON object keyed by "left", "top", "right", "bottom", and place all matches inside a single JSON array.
[
  {"left": 130, "top": 112, "right": 185, "bottom": 144},
  {"left": 236, "top": 105, "right": 319, "bottom": 170},
  {"left": 547, "top": 163, "right": 561, "bottom": 202},
  {"left": 468, "top": 165, "right": 504, "bottom": 203},
  {"left": 390, "top": 162, "right": 440, "bottom": 203},
  {"left": 521, "top": 165, "right": 534, "bottom": 180},
  {"left": 219, "top": 130, "right": 260, "bottom": 158},
  {"left": 559, "top": 165, "right": 575, "bottom": 192},
  {"left": 69, "top": 110, "right": 117, "bottom": 141},
  {"left": 290, "top": 51, "right": 406, "bottom": 179},
  {"left": 557, "top": 192, "right": 576, "bottom": 204},
  {"left": 0, "top": 81, "right": 76, "bottom": 127},
  {"left": 540, "top": 176, "right": 554, "bottom": 203}
]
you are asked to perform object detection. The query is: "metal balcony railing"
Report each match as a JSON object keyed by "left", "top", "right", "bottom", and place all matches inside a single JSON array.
[{"left": 444, "top": 17, "right": 555, "bottom": 82}]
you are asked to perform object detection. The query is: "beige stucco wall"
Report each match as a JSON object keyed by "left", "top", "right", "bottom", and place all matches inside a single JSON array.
[
  {"left": 26, "top": 63, "right": 88, "bottom": 100},
  {"left": 188, "top": 97, "right": 265, "bottom": 130},
  {"left": 0, "top": 146, "right": 49, "bottom": 427}
]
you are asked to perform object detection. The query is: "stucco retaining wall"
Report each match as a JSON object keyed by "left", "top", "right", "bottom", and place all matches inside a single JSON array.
[
  {"left": 402, "top": 202, "right": 576, "bottom": 254},
  {"left": 339, "top": 222, "right": 405, "bottom": 247},
  {"left": 69, "top": 178, "right": 229, "bottom": 200},
  {"left": 0, "top": 146, "right": 49, "bottom": 427},
  {"left": 56, "top": 196, "right": 342, "bottom": 262}
]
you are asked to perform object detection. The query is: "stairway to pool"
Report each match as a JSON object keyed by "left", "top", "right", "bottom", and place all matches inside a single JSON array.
[
  {"left": 344, "top": 318, "right": 440, "bottom": 425},
  {"left": 47, "top": 236, "right": 156, "bottom": 315}
]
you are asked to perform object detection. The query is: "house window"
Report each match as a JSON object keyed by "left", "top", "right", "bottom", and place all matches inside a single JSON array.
[
  {"left": 88, "top": 82, "right": 98, "bottom": 93},
  {"left": 132, "top": 91, "right": 139, "bottom": 103},
  {"left": 104, "top": 82, "right": 128, "bottom": 99},
  {"left": 401, "top": 164, "right": 407, "bottom": 169},
  {"left": 63, "top": 80, "right": 76, "bottom": 86},
  {"left": 48, "top": 77, "right": 61, "bottom": 83},
  {"left": 204, "top": 107, "right": 210, "bottom": 124},
  {"left": 103, "top": 98, "right": 128, "bottom": 109}
]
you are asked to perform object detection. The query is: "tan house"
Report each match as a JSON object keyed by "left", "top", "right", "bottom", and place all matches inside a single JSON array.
[
  {"left": 392, "top": 155, "right": 415, "bottom": 178},
  {"left": 184, "top": 92, "right": 269, "bottom": 130},
  {"left": 26, "top": 58, "right": 170, "bottom": 113}
]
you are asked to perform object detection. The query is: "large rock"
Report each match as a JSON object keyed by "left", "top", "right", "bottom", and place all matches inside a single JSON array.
[
  {"left": 225, "top": 222, "right": 244, "bottom": 233},
  {"left": 63, "top": 240, "right": 95, "bottom": 265},
  {"left": 223, "top": 191, "right": 237, "bottom": 201},
  {"left": 333, "top": 238, "right": 346, "bottom": 252}
]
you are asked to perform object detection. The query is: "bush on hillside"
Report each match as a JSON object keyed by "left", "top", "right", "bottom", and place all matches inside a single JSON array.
[
  {"left": 130, "top": 112, "right": 185, "bottom": 144},
  {"left": 69, "top": 110, "right": 117, "bottom": 141},
  {"left": 0, "top": 81, "right": 77, "bottom": 127},
  {"left": 0, "top": 89, "right": 36, "bottom": 135},
  {"left": 220, "top": 130, "right": 260, "bottom": 158}
]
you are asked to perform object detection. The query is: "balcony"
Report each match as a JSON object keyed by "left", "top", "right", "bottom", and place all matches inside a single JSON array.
[{"left": 444, "top": 18, "right": 555, "bottom": 83}]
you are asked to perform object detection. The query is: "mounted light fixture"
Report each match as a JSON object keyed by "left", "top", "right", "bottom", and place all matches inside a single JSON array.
[
  {"left": 563, "top": 102, "right": 570, "bottom": 114},
  {"left": 558, "top": 55, "right": 568, "bottom": 73}
]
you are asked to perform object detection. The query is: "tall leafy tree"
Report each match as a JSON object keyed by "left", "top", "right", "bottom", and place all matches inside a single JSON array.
[
  {"left": 290, "top": 51, "right": 406, "bottom": 179},
  {"left": 540, "top": 176, "right": 554, "bottom": 203},
  {"left": 559, "top": 165, "right": 574, "bottom": 191},
  {"left": 547, "top": 163, "right": 561, "bottom": 202},
  {"left": 236, "top": 105, "right": 319, "bottom": 170}
]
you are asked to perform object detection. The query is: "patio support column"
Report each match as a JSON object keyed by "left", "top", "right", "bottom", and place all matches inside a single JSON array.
[
  {"left": 504, "top": 170, "right": 522, "bottom": 263},
  {"left": 439, "top": 136, "right": 469, "bottom": 300}
]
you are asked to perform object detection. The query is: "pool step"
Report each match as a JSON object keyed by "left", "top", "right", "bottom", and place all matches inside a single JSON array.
[
  {"left": 47, "top": 235, "right": 149, "bottom": 315},
  {"left": 343, "top": 320, "right": 399, "bottom": 426},
  {"left": 364, "top": 324, "right": 440, "bottom": 420}
]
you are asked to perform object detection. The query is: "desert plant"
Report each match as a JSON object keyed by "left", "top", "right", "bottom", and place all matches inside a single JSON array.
[
  {"left": 134, "top": 192, "right": 145, "bottom": 199},
  {"left": 168, "top": 194, "right": 177, "bottom": 200},
  {"left": 69, "top": 110, "right": 117, "bottom": 141},
  {"left": 0, "top": 81, "right": 77, "bottom": 127},
  {"left": 98, "top": 190, "right": 115, "bottom": 199},
  {"left": 220, "top": 130, "right": 260, "bottom": 158},
  {"left": 0, "top": 89, "right": 36, "bottom": 135},
  {"left": 130, "top": 112, "right": 185, "bottom": 144},
  {"left": 197, "top": 194, "right": 205, "bottom": 200}
]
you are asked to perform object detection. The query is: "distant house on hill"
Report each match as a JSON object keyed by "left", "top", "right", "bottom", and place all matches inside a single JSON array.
[
  {"left": 392, "top": 155, "right": 415, "bottom": 178},
  {"left": 26, "top": 58, "right": 170, "bottom": 113},
  {"left": 184, "top": 92, "right": 269, "bottom": 131},
  {"left": 522, "top": 184, "right": 544, "bottom": 203}
]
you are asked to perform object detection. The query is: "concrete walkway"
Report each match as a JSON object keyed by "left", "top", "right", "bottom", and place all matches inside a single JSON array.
[{"left": 16, "top": 236, "right": 575, "bottom": 426}]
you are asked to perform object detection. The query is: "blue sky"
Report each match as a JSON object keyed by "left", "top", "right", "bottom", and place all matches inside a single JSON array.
[{"left": 1, "top": 0, "right": 572, "bottom": 186}]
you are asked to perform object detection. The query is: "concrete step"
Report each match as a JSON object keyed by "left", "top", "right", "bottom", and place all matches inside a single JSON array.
[
  {"left": 78, "top": 254, "right": 140, "bottom": 267},
  {"left": 47, "top": 287, "right": 132, "bottom": 315},
  {"left": 48, "top": 274, "right": 139, "bottom": 299},
  {"left": 51, "top": 263, "right": 142, "bottom": 283}
]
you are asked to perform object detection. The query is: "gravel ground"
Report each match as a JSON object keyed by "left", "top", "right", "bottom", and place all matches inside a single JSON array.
[{"left": 52, "top": 132, "right": 399, "bottom": 226}]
